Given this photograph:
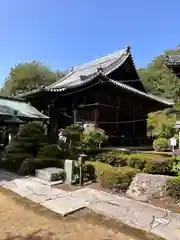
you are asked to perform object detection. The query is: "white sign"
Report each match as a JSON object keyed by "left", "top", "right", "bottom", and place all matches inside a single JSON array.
[
  {"left": 175, "top": 121, "right": 180, "bottom": 128},
  {"left": 83, "top": 123, "right": 95, "bottom": 132},
  {"left": 170, "top": 137, "right": 177, "bottom": 146}
]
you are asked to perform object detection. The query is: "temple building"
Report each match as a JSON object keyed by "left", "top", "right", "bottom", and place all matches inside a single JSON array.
[{"left": 19, "top": 46, "right": 173, "bottom": 146}]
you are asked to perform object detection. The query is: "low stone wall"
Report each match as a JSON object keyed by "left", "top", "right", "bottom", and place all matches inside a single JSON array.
[{"left": 126, "top": 173, "right": 171, "bottom": 202}]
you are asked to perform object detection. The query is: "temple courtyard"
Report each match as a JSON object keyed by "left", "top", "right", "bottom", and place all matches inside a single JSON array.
[{"left": 0, "top": 170, "right": 179, "bottom": 240}]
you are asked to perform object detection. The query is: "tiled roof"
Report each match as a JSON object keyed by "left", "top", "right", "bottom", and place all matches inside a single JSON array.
[
  {"left": 0, "top": 96, "right": 48, "bottom": 119},
  {"left": 165, "top": 55, "right": 180, "bottom": 65},
  {"left": 109, "top": 79, "right": 173, "bottom": 106},
  {"left": 46, "top": 47, "right": 129, "bottom": 90}
]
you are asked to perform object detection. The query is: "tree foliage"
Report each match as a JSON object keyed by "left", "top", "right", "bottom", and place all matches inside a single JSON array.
[
  {"left": 147, "top": 111, "right": 178, "bottom": 139},
  {"left": 81, "top": 130, "right": 108, "bottom": 149},
  {"left": 3, "top": 122, "right": 46, "bottom": 170},
  {"left": 1, "top": 61, "right": 65, "bottom": 96},
  {"left": 138, "top": 45, "right": 180, "bottom": 141},
  {"left": 63, "top": 124, "right": 83, "bottom": 148},
  {"left": 139, "top": 46, "right": 180, "bottom": 100}
]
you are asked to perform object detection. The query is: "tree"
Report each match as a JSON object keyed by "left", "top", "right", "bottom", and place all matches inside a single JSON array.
[
  {"left": 1, "top": 61, "right": 65, "bottom": 96},
  {"left": 138, "top": 45, "right": 180, "bottom": 142},
  {"left": 63, "top": 124, "right": 83, "bottom": 148},
  {"left": 81, "top": 130, "right": 108, "bottom": 149},
  {"left": 147, "top": 111, "right": 178, "bottom": 139},
  {"left": 4, "top": 122, "right": 46, "bottom": 169},
  {"left": 139, "top": 46, "right": 180, "bottom": 101}
]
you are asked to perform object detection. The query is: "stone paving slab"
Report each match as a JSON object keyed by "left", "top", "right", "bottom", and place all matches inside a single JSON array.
[
  {"left": 41, "top": 196, "right": 86, "bottom": 216},
  {"left": 27, "top": 187, "right": 68, "bottom": 203}
]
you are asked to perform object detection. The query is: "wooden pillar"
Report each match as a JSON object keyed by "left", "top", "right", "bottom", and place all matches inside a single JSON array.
[
  {"left": 73, "top": 109, "right": 77, "bottom": 124},
  {"left": 133, "top": 106, "right": 136, "bottom": 146},
  {"left": 47, "top": 103, "right": 58, "bottom": 143}
]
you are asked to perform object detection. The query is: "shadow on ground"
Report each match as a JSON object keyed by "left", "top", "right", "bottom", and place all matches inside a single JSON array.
[{"left": 3, "top": 230, "right": 59, "bottom": 240}]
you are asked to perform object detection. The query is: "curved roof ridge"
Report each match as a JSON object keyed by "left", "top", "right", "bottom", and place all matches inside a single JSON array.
[
  {"left": 73, "top": 47, "right": 128, "bottom": 72},
  {"left": 46, "top": 46, "right": 130, "bottom": 90}
]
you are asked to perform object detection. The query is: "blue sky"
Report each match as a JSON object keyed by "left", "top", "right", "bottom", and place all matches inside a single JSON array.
[{"left": 0, "top": 0, "right": 180, "bottom": 86}]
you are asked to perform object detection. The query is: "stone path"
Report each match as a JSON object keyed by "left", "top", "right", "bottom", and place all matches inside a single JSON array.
[{"left": 0, "top": 170, "right": 179, "bottom": 240}]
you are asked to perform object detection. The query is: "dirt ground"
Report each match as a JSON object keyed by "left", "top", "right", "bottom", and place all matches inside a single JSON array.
[{"left": 0, "top": 188, "right": 164, "bottom": 240}]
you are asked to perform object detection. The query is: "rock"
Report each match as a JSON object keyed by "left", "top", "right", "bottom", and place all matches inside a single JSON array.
[
  {"left": 35, "top": 167, "right": 64, "bottom": 182},
  {"left": 126, "top": 173, "right": 171, "bottom": 202}
]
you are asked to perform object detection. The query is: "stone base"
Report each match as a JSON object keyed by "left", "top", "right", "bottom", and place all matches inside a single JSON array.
[{"left": 35, "top": 167, "right": 64, "bottom": 182}]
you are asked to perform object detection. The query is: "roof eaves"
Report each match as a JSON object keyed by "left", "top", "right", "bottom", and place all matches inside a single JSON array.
[
  {"left": 46, "top": 71, "right": 75, "bottom": 90},
  {"left": 109, "top": 79, "right": 174, "bottom": 106},
  {"left": 45, "top": 71, "right": 102, "bottom": 92},
  {"left": 17, "top": 88, "right": 43, "bottom": 98}
]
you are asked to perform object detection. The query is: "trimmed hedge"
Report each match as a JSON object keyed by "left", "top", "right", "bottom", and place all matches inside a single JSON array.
[
  {"left": 36, "top": 144, "right": 78, "bottom": 160},
  {"left": 86, "top": 161, "right": 138, "bottom": 192},
  {"left": 95, "top": 151, "right": 175, "bottom": 175},
  {"left": 95, "top": 151, "right": 128, "bottom": 167},
  {"left": 143, "top": 158, "right": 174, "bottom": 175},
  {"left": 166, "top": 176, "right": 180, "bottom": 200}
]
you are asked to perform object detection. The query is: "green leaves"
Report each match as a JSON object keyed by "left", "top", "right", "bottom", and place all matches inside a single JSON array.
[
  {"left": 147, "top": 111, "right": 177, "bottom": 139},
  {"left": 138, "top": 45, "right": 180, "bottom": 100},
  {"left": 81, "top": 130, "right": 108, "bottom": 149},
  {"left": 1, "top": 61, "right": 65, "bottom": 96}
]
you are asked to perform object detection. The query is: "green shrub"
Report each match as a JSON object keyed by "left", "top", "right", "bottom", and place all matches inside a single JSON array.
[
  {"left": 143, "top": 158, "right": 173, "bottom": 175},
  {"left": 127, "top": 154, "right": 146, "bottom": 170},
  {"left": 89, "top": 161, "right": 138, "bottom": 192},
  {"left": 153, "top": 138, "right": 169, "bottom": 152},
  {"left": 172, "top": 156, "right": 180, "bottom": 176},
  {"left": 81, "top": 148, "right": 109, "bottom": 159},
  {"left": 83, "top": 163, "right": 96, "bottom": 181},
  {"left": 81, "top": 130, "right": 108, "bottom": 149},
  {"left": 166, "top": 176, "right": 180, "bottom": 200},
  {"left": 3, "top": 122, "right": 46, "bottom": 171},
  {"left": 36, "top": 144, "right": 78, "bottom": 161},
  {"left": 94, "top": 151, "right": 175, "bottom": 175},
  {"left": 36, "top": 144, "right": 63, "bottom": 159},
  {"left": 95, "top": 151, "right": 128, "bottom": 167}
]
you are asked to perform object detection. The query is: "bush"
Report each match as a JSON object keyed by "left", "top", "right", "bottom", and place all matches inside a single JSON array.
[
  {"left": 36, "top": 144, "right": 64, "bottom": 159},
  {"left": 94, "top": 151, "right": 176, "bottom": 175},
  {"left": 89, "top": 161, "right": 138, "bottom": 192},
  {"left": 127, "top": 154, "right": 146, "bottom": 170},
  {"left": 143, "top": 158, "right": 174, "bottom": 175},
  {"left": 95, "top": 151, "right": 128, "bottom": 167},
  {"left": 166, "top": 176, "right": 180, "bottom": 200},
  {"left": 36, "top": 144, "right": 79, "bottom": 161},
  {"left": 81, "top": 130, "right": 108, "bottom": 149},
  {"left": 3, "top": 122, "right": 46, "bottom": 171},
  {"left": 83, "top": 163, "right": 96, "bottom": 181},
  {"left": 153, "top": 138, "right": 169, "bottom": 152}
]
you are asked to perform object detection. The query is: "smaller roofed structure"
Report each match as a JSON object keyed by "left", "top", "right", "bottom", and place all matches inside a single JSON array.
[
  {"left": 165, "top": 54, "right": 180, "bottom": 77},
  {"left": 0, "top": 96, "right": 48, "bottom": 122}
]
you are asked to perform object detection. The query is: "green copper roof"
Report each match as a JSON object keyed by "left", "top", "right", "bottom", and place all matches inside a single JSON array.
[{"left": 0, "top": 96, "right": 48, "bottom": 119}]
